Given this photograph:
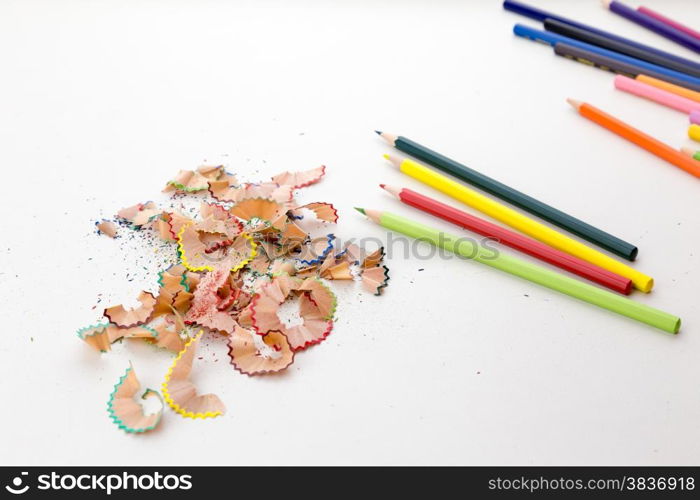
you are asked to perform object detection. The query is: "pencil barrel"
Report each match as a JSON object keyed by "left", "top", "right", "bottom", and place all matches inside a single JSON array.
[
  {"left": 401, "top": 189, "right": 632, "bottom": 294},
  {"left": 609, "top": 0, "right": 700, "bottom": 54},
  {"left": 636, "top": 74, "right": 700, "bottom": 103},
  {"left": 399, "top": 158, "right": 653, "bottom": 292},
  {"left": 554, "top": 42, "right": 700, "bottom": 93},
  {"left": 380, "top": 211, "right": 680, "bottom": 334},
  {"left": 504, "top": 1, "right": 700, "bottom": 71},
  {"left": 578, "top": 104, "right": 700, "bottom": 178},
  {"left": 395, "top": 136, "right": 639, "bottom": 261},
  {"left": 544, "top": 18, "right": 700, "bottom": 78}
]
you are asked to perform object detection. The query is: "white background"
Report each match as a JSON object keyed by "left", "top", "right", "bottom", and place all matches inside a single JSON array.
[{"left": 1, "top": 0, "right": 699, "bottom": 466}]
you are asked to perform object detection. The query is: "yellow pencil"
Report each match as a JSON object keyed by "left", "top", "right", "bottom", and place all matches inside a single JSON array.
[{"left": 384, "top": 154, "right": 654, "bottom": 292}]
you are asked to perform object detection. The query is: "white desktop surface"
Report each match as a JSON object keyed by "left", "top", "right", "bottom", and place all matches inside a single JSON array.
[{"left": 1, "top": 0, "right": 699, "bottom": 465}]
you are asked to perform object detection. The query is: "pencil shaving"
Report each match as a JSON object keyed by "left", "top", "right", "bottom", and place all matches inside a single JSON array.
[
  {"left": 107, "top": 364, "right": 163, "bottom": 433},
  {"left": 162, "top": 332, "right": 226, "bottom": 419},
  {"left": 81, "top": 162, "right": 389, "bottom": 431},
  {"left": 271, "top": 165, "right": 326, "bottom": 189},
  {"left": 289, "top": 202, "right": 339, "bottom": 223},
  {"left": 104, "top": 291, "right": 157, "bottom": 328},
  {"left": 227, "top": 326, "right": 294, "bottom": 376},
  {"left": 164, "top": 165, "right": 229, "bottom": 193},
  {"left": 96, "top": 220, "right": 118, "bottom": 238}
]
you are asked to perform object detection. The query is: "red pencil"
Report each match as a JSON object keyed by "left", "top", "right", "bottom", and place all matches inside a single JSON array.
[{"left": 380, "top": 184, "right": 633, "bottom": 295}]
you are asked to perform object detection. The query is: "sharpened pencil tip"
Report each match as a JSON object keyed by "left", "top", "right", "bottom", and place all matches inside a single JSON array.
[
  {"left": 566, "top": 98, "right": 582, "bottom": 110},
  {"left": 354, "top": 207, "right": 366, "bottom": 215},
  {"left": 601, "top": 0, "right": 611, "bottom": 8},
  {"left": 379, "top": 183, "right": 385, "bottom": 189},
  {"left": 680, "top": 146, "right": 696, "bottom": 157},
  {"left": 383, "top": 153, "right": 390, "bottom": 160},
  {"left": 374, "top": 130, "right": 382, "bottom": 135}
]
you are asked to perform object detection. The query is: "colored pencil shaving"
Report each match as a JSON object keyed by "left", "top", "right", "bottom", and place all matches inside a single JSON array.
[
  {"left": 356, "top": 208, "right": 679, "bottom": 334},
  {"left": 79, "top": 164, "right": 389, "bottom": 433},
  {"left": 382, "top": 154, "right": 653, "bottom": 293}
]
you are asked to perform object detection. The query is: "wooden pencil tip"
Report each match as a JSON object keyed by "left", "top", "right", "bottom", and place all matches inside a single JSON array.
[
  {"left": 354, "top": 207, "right": 366, "bottom": 215},
  {"left": 380, "top": 184, "right": 402, "bottom": 198},
  {"left": 383, "top": 154, "right": 402, "bottom": 168},
  {"left": 374, "top": 130, "right": 382, "bottom": 135},
  {"left": 566, "top": 98, "right": 582, "bottom": 110},
  {"left": 601, "top": 0, "right": 611, "bottom": 8},
  {"left": 680, "top": 146, "right": 696, "bottom": 157},
  {"left": 376, "top": 131, "right": 397, "bottom": 146}
]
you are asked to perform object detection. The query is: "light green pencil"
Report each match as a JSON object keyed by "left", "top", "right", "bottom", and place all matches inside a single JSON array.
[{"left": 355, "top": 208, "right": 680, "bottom": 334}]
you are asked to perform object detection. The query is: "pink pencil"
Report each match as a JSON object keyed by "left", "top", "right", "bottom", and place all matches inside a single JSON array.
[
  {"left": 638, "top": 6, "right": 700, "bottom": 42},
  {"left": 614, "top": 75, "right": 700, "bottom": 115}
]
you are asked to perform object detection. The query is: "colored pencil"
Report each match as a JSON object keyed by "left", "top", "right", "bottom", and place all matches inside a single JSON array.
[
  {"left": 514, "top": 24, "right": 700, "bottom": 89},
  {"left": 691, "top": 110, "right": 700, "bottom": 125},
  {"left": 381, "top": 154, "right": 653, "bottom": 293},
  {"left": 689, "top": 124, "right": 700, "bottom": 142},
  {"left": 680, "top": 147, "right": 700, "bottom": 161},
  {"left": 380, "top": 184, "right": 633, "bottom": 294},
  {"left": 637, "top": 74, "right": 700, "bottom": 103},
  {"left": 637, "top": 6, "right": 700, "bottom": 42},
  {"left": 614, "top": 75, "right": 700, "bottom": 114},
  {"left": 553, "top": 42, "right": 700, "bottom": 93},
  {"left": 376, "top": 131, "right": 639, "bottom": 261},
  {"left": 568, "top": 98, "right": 700, "bottom": 178},
  {"left": 503, "top": 0, "right": 700, "bottom": 73},
  {"left": 544, "top": 18, "right": 700, "bottom": 78},
  {"left": 356, "top": 208, "right": 679, "bottom": 333},
  {"left": 603, "top": 0, "right": 700, "bottom": 54}
]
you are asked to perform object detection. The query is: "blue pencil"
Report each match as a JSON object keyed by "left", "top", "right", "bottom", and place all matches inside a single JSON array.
[
  {"left": 513, "top": 24, "right": 700, "bottom": 88},
  {"left": 503, "top": 0, "right": 700, "bottom": 75}
]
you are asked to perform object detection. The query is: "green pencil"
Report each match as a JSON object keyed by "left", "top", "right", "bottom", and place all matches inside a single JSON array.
[{"left": 355, "top": 208, "right": 680, "bottom": 334}]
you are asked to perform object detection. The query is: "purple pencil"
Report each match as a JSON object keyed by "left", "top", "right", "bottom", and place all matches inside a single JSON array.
[
  {"left": 691, "top": 110, "right": 700, "bottom": 126},
  {"left": 638, "top": 6, "right": 700, "bottom": 42},
  {"left": 603, "top": 0, "right": 700, "bottom": 54}
]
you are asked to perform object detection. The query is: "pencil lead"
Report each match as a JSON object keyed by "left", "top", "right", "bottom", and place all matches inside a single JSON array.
[
  {"left": 379, "top": 184, "right": 385, "bottom": 189},
  {"left": 374, "top": 130, "right": 382, "bottom": 135},
  {"left": 354, "top": 207, "right": 366, "bottom": 215}
]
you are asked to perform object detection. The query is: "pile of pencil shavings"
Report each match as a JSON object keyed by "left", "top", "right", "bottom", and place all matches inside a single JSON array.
[{"left": 80, "top": 165, "right": 390, "bottom": 433}]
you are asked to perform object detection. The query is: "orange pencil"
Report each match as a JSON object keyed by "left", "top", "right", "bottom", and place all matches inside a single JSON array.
[
  {"left": 636, "top": 74, "right": 700, "bottom": 104},
  {"left": 567, "top": 98, "right": 700, "bottom": 178}
]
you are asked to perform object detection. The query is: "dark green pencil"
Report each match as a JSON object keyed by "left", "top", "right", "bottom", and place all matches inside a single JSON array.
[{"left": 376, "top": 131, "right": 638, "bottom": 261}]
